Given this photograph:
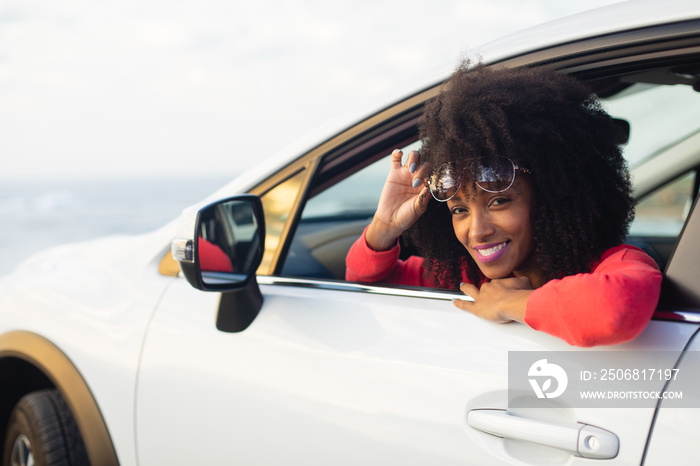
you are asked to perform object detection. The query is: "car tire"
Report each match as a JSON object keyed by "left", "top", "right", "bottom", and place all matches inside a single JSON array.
[{"left": 3, "top": 389, "right": 89, "bottom": 466}]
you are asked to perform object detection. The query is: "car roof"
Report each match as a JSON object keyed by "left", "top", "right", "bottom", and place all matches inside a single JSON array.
[{"left": 478, "top": 0, "right": 700, "bottom": 65}]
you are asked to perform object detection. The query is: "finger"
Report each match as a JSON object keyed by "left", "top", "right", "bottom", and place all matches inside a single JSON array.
[
  {"left": 452, "top": 297, "right": 474, "bottom": 311},
  {"left": 405, "top": 150, "right": 421, "bottom": 174},
  {"left": 460, "top": 282, "right": 479, "bottom": 299},
  {"left": 390, "top": 149, "right": 404, "bottom": 169},
  {"left": 452, "top": 298, "right": 511, "bottom": 323},
  {"left": 412, "top": 159, "right": 432, "bottom": 191}
]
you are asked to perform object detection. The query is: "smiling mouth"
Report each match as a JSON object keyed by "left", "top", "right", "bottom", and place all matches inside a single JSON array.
[
  {"left": 477, "top": 241, "right": 509, "bottom": 257},
  {"left": 473, "top": 241, "right": 511, "bottom": 263}
]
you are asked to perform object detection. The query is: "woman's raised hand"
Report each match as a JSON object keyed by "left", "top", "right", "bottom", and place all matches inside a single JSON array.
[{"left": 365, "top": 149, "right": 431, "bottom": 251}]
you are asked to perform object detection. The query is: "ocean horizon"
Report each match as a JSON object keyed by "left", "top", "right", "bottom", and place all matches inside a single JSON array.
[{"left": 0, "top": 175, "right": 232, "bottom": 277}]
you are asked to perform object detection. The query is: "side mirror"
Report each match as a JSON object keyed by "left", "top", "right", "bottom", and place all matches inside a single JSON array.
[{"left": 172, "top": 195, "right": 265, "bottom": 332}]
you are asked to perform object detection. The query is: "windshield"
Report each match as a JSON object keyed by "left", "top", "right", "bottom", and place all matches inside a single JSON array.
[{"left": 603, "top": 83, "right": 700, "bottom": 168}]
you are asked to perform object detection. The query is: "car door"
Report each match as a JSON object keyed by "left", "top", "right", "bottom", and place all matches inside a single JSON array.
[{"left": 136, "top": 272, "right": 698, "bottom": 465}]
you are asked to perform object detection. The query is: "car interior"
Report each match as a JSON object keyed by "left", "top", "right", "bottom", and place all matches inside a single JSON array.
[{"left": 277, "top": 61, "right": 700, "bottom": 288}]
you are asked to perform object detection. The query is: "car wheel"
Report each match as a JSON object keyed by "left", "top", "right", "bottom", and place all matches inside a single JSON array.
[{"left": 3, "top": 389, "right": 88, "bottom": 466}]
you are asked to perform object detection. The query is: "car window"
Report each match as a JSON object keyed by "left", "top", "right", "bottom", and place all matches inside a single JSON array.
[
  {"left": 602, "top": 81, "right": 700, "bottom": 248},
  {"left": 257, "top": 170, "right": 306, "bottom": 275},
  {"left": 630, "top": 170, "right": 697, "bottom": 237},
  {"left": 299, "top": 158, "right": 388, "bottom": 221},
  {"left": 280, "top": 141, "right": 421, "bottom": 280},
  {"left": 603, "top": 84, "right": 700, "bottom": 169}
]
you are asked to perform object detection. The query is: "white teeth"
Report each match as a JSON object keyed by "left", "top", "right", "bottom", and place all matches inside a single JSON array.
[{"left": 478, "top": 242, "right": 507, "bottom": 257}]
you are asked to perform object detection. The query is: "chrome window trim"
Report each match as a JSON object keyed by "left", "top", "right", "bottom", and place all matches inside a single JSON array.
[
  {"left": 257, "top": 275, "right": 472, "bottom": 302},
  {"left": 653, "top": 310, "right": 700, "bottom": 324},
  {"left": 257, "top": 276, "right": 700, "bottom": 323}
]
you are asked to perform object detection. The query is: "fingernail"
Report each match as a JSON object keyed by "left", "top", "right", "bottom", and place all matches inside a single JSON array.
[
  {"left": 412, "top": 178, "right": 422, "bottom": 188},
  {"left": 409, "top": 163, "right": 417, "bottom": 173}
]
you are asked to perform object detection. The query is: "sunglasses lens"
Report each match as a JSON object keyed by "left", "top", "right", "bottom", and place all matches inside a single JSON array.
[
  {"left": 429, "top": 157, "right": 519, "bottom": 201},
  {"left": 474, "top": 157, "right": 515, "bottom": 193},
  {"left": 429, "top": 164, "right": 461, "bottom": 201}
]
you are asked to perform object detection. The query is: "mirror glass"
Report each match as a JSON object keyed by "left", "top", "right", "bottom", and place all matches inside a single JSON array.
[{"left": 197, "top": 198, "right": 262, "bottom": 287}]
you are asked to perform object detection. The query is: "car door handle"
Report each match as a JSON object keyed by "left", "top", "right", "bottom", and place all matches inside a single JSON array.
[{"left": 467, "top": 409, "right": 619, "bottom": 459}]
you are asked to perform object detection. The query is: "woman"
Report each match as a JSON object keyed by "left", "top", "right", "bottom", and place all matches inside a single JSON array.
[{"left": 346, "top": 63, "right": 662, "bottom": 347}]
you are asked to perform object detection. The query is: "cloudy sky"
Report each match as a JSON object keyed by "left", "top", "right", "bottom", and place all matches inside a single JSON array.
[{"left": 1, "top": 0, "right": 621, "bottom": 180}]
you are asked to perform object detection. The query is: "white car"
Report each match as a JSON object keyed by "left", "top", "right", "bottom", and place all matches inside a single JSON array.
[{"left": 2, "top": 1, "right": 700, "bottom": 465}]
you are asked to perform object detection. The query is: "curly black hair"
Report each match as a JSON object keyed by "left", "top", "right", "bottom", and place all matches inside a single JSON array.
[{"left": 407, "top": 62, "right": 635, "bottom": 289}]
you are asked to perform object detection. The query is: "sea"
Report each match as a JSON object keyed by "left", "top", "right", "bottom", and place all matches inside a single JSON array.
[{"left": 0, "top": 175, "right": 232, "bottom": 277}]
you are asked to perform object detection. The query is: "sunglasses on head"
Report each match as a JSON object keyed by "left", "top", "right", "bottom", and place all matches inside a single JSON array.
[{"left": 427, "top": 156, "right": 531, "bottom": 202}]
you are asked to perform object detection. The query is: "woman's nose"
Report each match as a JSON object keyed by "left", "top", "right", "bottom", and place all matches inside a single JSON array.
[{"left": 468, "top": 210, "right": 496, "bottom": 243}]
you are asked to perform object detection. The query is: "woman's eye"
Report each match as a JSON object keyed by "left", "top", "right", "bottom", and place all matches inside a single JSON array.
[
  {"left": 491, "top": 197, "right": 512, "bottom": 207},
  {"left": 450, "top": 206, "right": 469, "bottom": 216}
]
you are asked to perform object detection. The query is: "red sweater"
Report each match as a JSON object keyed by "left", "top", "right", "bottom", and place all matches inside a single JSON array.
[{"left": 346, "top": 230, "right": 662, "bottom": 347}]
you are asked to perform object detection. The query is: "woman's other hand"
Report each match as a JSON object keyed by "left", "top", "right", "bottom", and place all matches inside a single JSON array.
[
  {"left": 365, "top": 149, "right": 431, "bottom": 251},
  {"left": 454, "top": 277, "right": 533, "bottom": 323}
]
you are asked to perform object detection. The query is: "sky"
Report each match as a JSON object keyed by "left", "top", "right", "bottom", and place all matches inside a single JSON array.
[{"left": 0, "top": 0, "right": 622, "bottom": 180}]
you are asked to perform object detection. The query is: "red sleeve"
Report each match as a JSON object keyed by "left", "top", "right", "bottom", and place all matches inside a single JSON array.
[
  {"left": 198, "top": 237, "right": 233, "bottom": 273},
  {"left": 525, "top": 245, "right": 662, "bottom": 347},
  {"left": 345, "top": 227, "right": 431, "bottom": 287}
]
